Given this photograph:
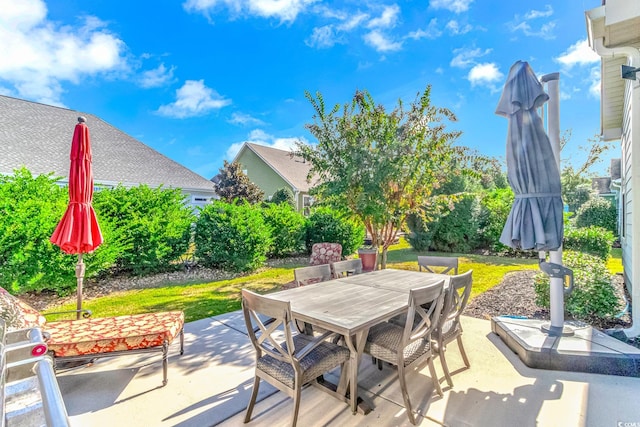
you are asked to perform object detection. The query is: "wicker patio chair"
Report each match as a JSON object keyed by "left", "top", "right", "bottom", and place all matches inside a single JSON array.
[
  {"left": 309, "top": 242, "right": 342, "bottom": 266},
  {"left": 241, "top": 289, "right": 350, "bottom": 427},
  {"left": 417, "top": 256, "right": 459, "bottom": 275},
  {"left": 363, "top": 280, "right": 445, "bottom": 425},
  {"left": 330, "top": 259, "right": 363, "bottom": 278},
  {"left": 433, "top": 270, "right": 473, "bottom": 388}
]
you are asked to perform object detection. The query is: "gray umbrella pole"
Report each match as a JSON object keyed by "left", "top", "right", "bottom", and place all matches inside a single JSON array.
[
  {"left": 75, "top": 254, "right": 85, "bottom": 320},
  {"left": 542, "top": 74, "right": 566, "bottom": 333}
]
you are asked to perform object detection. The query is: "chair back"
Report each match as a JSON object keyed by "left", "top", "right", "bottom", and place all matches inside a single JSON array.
[
  {"left": 401, "top": 280, "right": 445, "bottom": 348},
  {"left": 294, "top": 264, "right": 332, "bottom": 286},
  {"left": 417, "top": 255, "right": 458, "bottom": 275},
  {"left": 330, "top": 259, "right": 363, "bottom": 278},
  {"left": 309, "top": 242, "right": 342, "bottom": 266},
  {"left": 241, "top": 289, "right": 295, "bottom": 365},
  {"left": 441, "top": 270, "right": 473, "bottom": 325}
]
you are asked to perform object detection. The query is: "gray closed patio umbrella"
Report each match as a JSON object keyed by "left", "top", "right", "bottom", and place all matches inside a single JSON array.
[{"left": 496, "top": 61, "right": 572, "bottom": 335}]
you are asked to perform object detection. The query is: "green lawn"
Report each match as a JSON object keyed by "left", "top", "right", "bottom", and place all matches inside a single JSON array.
[{"left": 44, "top": 239, "right": 623, "bottom": 323}]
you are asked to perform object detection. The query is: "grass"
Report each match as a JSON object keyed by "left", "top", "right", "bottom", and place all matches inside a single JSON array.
[{"left": 43, "top": 239, "right": 623, "bottom": 323}]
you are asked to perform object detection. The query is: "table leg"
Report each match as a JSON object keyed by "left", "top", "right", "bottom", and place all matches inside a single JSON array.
[{"left": 338, "top": 329, "right": 369, "bottom": 415}]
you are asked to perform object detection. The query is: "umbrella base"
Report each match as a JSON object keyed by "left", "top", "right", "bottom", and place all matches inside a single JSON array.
[
  {"left": 492, "top": 316, "right": 640, "bottom": 377},
  {"left": 540, "top": 323, "right": 575, "bottom": 337}
]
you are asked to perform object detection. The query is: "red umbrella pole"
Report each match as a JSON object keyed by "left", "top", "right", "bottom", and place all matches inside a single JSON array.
[{"left": 76, "top": 254, "right": 85, "bottom": 319}]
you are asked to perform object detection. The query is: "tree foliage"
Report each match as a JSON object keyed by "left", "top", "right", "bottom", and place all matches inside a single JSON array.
[
  {"left": 270, "top": 188, "right": 295, "bottom": 207},
  {"left": 213, "top": 160, "right": 264, "bottom": 204},
  {"left": 296, "top": 87, "right": 463, "bottom": 267}
]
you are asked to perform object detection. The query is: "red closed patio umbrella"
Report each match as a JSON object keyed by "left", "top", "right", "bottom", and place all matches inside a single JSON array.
[{"left": 51, "top": 116, "right": 103, "bottom": 319}]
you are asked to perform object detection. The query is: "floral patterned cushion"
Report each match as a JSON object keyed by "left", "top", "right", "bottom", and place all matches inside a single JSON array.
[
  {"left": 45, "top": 311, "right": 184, "bottom": 357},
  {"left": 309, "top": 242, "right": 342, "bottom": 266},
  {"left": 0, "top": 287, "right": 47, "bottom": 331}
]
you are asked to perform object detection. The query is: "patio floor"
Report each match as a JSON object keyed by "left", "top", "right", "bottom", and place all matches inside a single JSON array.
[{"left": 58, "top": 313, "right": 640, "bottom": 426}]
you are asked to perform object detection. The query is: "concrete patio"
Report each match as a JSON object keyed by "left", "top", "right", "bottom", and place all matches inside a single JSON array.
[{"left": 58, "top": 312, "right": 640, "bottom": 426}]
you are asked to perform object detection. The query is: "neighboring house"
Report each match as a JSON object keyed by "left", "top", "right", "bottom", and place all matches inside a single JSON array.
[
  {"left": 0, "top": 95, "right": 216, "bottom": 209},
  {"left": 232, "top": 142, "right": 318, "bottom": 214},
  {"left": 586, "top": 1, "right": 640, "bottom": 337}
]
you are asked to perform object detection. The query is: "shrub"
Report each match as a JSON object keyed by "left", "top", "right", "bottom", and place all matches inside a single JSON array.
[
  {"left": 563, "top": 226, "right": 614, "bottom": 260},
  {"left": 428, "top": 194, "right": 480, "bottom": 253},
  {"left": 534, "top": 251, "right": 619, "bottom": 320},
  {"left": 194, "top": 200, "right": 272, "bottom": 272},
  {"left": 93, "top": 185, "right": 194, "bottom": 275},
  {"left": 270, "top": 188, "right": 295, "bottom": 207},
  {"left": 305, "top": 208, "right": 365, "bottom": 257},
  {"left": 262, "top": 203, "right": 306, "bottom": 257},
  {"left": 405, "top": 212, "right": 433, "bottom": 252},
  {"left": 575, "top": 196, "right": 617, "bottom": 234},
  {"left": 0, "top": 168, "right": 120, "bottom": 295},
  {"left": 477, "top": 188, "right": 514, "bottom": 251}
]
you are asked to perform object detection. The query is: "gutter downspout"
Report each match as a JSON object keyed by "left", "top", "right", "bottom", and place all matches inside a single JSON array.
[{"left": 589, "top": 35, "right": 640, "bottom": 338}]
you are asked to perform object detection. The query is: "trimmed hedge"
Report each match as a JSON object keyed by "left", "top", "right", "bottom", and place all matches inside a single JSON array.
[
  {"left": 262, "top": 203, "right": 306, "bottom": 257},
  {"left": 575, "top": 196, "right": 617, "bottom": 234},
  {"left": 306, "top": 208, "right": 365, "bottom": 257},
  {"left": 563, "top": 226, "right": 614, "bottom": 260},
  {"left": 194, "top": 200, "right": 272, "bottom": 272}
]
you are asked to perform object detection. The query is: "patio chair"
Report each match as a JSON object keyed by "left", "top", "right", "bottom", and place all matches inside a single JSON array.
[
  {"left": 363, "top": 280, "right": 445, "bottom": 425},
  {"left": 433, "top": 270, "right": 473, "bottom": 388},
  {"left": 417, "top": 256, "right": 459, "bottom": 275},
  {"left": 241, "top": 289, "right": 350, "bottom": 427},
  {"left": 330, "top": 259, "right": 363, "bottom": 278},
  {"left": 293, "top": 264, "right": 332, "bottom": 287},
  {"left": 309, "top": 242, "right": 342, "bottom": 266},
  {"left": 0, "top": 286, "right": 184, "bottom": 386}
]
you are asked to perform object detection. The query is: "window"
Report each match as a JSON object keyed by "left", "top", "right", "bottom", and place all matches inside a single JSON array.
[{"left": 302, "top": 195, "right": 314, "bottom": 216}]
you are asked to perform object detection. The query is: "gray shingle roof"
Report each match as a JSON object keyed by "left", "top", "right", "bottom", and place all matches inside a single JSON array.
[
  {"left": 240, "top": 142, "right": 317, "bottom": 192},
  {"left": 0, "top": 95, "right": 215, "bottom": 193}
]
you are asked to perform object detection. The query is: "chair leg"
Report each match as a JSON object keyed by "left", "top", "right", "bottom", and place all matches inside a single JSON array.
[
  {"left": 244, "top": 376, "right": 260, "bottom": 423},
  {"left": 438, "top": 345, "right": 454, "bottom": 388},
  {"left": 291, "top": 382, "right": 302, "bottom": 427},
  {"left": 457, "top": 335, "right": 470, "bottom": 368},
  {"left": 397, "top": 364, "right": 416, "bottom": 425},
  {"left": 179, "top": 327, "right": 185, "bottom": 355},
  {"left": 428, "top": 359, "right": 443, "bottom": 397},
  {"left": 377, "top": 359, "right": 383, "bottom": 371}
]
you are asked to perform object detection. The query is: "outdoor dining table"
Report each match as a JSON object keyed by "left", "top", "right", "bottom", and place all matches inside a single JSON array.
[{"left": 268, "top": 268, "right": 450, "bottom": 415}]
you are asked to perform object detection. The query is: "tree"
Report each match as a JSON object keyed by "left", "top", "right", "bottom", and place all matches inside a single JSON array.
[
  {"left": 296, "top": 86, "right": 462, "bottom": 268},
  {"left": 212, "top": 160, "right": 264, "bottom": 204},
  {"left": 270, "top": 188, "right": 295, "bottom": 207}
]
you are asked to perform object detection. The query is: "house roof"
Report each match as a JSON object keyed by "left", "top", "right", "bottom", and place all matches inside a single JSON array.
[
  {"left": 586, "top": 4, "right": 640, "bottom": 141},
  {"left": 0, "top": 95, "right": 215, "bottom": 193},
  {"left": 235, "top": 142, "right": 318, "bottom": 192}
]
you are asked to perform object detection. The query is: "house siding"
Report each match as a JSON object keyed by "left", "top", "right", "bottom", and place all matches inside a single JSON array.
[{"left": 236, "top": 148, "right": 293, "bottom": 201}]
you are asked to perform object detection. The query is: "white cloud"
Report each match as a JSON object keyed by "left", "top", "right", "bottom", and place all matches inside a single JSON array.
[
  {"left": 228, "top": 112, "right": 265, "bottom": 126},
  {"left": 364, "top": 30, "right": 402, "bottom": 52},
  {"left": 224, "top": 129, "right": 307, "bottom": 159},
  {"left": 156, "top": 80, "right": 231, "bottom": 118},
  {"left": 446, "top": 20, "right": 472, "bottom": 35},
  {"left": 367, "top": 4, "right": 400, "bottom": 29},
  {"left": 509, "top": 6, "right": 556, "bottom": 39},
  {"left": 0, "top": 0, "right": 127, "bottom": 105},
  {"left": 588, "top": 66, "right": 601, "bottom": 98},
  {"left": 338, "top": 12, "right": 368, "bottom": 31},
  {"left": 139, "top": 63, "right": 176, "bottom": 88},
  {"left": 429, "top": 0, "right": 474, "bottom": 14},
  {"left": 450, "top": 47, "right": 491, "bottom": 68},
  {"left": 554, "top": 39, "right": 600, "bottom": 69},
  {"left": 182, "top": 0, "right": 317, "bottom": 23},
  {"left": 306, "top": 25, "right": 337, "bottom": 48},
  {"left": 467, "top": 63, "right": 503, "bottom": 88},
  {"left": 405, "top": 19, "right": 441, "bottom": 40}
]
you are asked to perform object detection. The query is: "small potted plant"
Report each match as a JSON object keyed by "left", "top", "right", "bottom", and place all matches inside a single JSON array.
[{"left": 357, "top": 245, "right": 378, "bottom": 272}]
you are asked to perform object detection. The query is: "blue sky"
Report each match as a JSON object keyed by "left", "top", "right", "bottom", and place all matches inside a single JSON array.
[{"left": 0, "top": 0, "right": 608, "bottom": 179}]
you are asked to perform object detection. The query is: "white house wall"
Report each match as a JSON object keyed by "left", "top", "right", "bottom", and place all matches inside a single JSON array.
[
  {"left": 624, "top": 77, "right": 640, "bottom": 298},
  {"left": 621, "top": 79, "right": 633, "bottom": 292}
]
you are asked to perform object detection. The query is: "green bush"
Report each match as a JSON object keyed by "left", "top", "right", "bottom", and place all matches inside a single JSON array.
[
  {"left": 534, "top": 251, "right": 619, "bottom": 320},
  {"left": 478, "top": 188, "right": 514, "bottom": 251},
  {"left": 262, "top": 203, "right": 306, "bottom": 257},
  {"left": 563, "top": 226, "right": 614, "bottom": 260},
  {"left": 270, "top": 188, "right": 295, "bottom": 207},
  {"left": 194, "top": 200, "right": 272, "bottom": 272},
  {"left": 306, "top": 208, "right": 365, "bottom": 257},
  {"left": 405, "top": 212, "right": 433, "bottom": 252},
  {"left": 0, "top": 168, "right": 120, "bottom": 295},
  {"left": 428, "top": 194, "right": 480, "bottom": 253},
  {"left": 93, "top": 185, "right": 194, "bottom": 275},
  {"left": 575, "top": 196, "right": 617, "bottom": 234}
]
